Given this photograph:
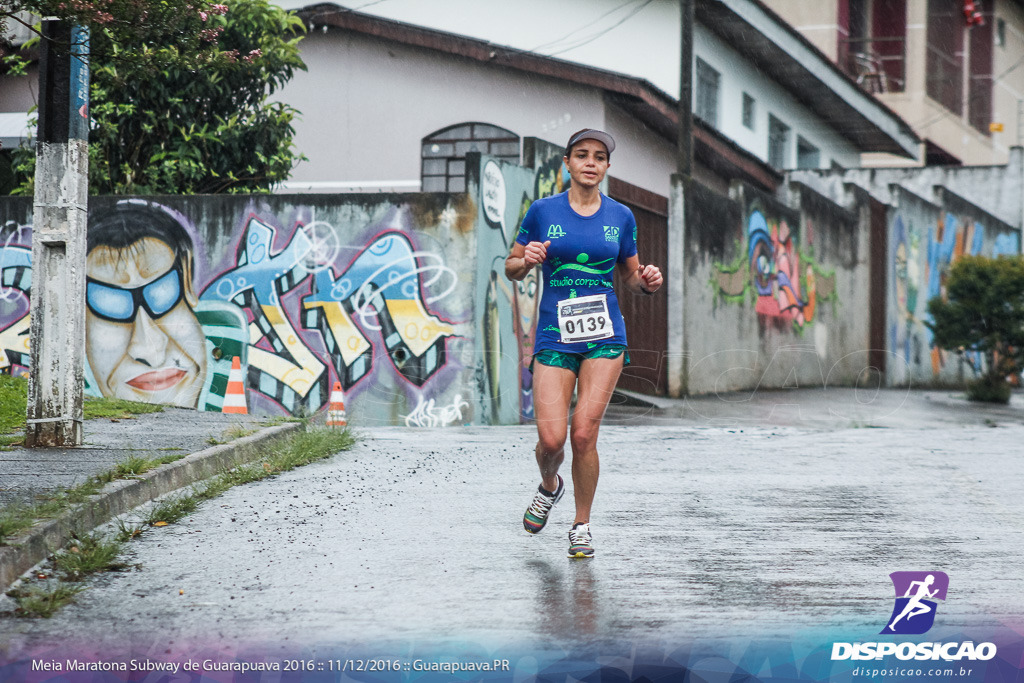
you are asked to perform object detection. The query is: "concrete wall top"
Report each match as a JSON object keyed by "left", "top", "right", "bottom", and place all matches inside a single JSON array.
[{"left": 789, "top": 148, "right": 1024, "bottom": 230}]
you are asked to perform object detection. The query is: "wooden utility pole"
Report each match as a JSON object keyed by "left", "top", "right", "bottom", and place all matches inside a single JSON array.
[{"left": 26, "top": 21, "right": 90, "bottom": 447}]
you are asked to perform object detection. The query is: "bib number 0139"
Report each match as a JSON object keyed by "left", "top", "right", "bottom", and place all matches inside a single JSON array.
[{"left": 556, "top": 294, "right": 613, "bottom": 344}]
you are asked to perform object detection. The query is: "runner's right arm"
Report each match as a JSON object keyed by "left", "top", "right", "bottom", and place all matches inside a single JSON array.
[{"left": 505, "top": 240, "right": 550, "bottom": 281}]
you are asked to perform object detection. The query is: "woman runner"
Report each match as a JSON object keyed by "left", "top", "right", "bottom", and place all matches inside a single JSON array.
[{"left": 505, "top": 128, "right": 663, "bottom": 558}]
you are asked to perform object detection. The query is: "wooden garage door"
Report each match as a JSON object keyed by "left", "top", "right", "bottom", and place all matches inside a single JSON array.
[{"left": 609, "top": 176, "right": 669, "bottom": 396}]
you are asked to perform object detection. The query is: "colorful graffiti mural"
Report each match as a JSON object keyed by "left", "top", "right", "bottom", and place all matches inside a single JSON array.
[
  {"left": 83, "top": 202, "right": 240, "bottom": 411},
  {"left": 0, "top": 198, "right": 468, "bottom": 421},
  {"left": 711, "top": 204, "right": 837, "bottom": 332},
  {"left": 891, "top": 203, "right": 1022, "bottom": 380},
  {"left": 0, "top": 220, "right": 31, "bottom": 377},
  {"left": 891, "top": 214, "right": 922, "bottom": 369}
]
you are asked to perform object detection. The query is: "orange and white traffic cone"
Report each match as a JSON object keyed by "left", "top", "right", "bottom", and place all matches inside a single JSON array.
[
  {"left": 327, "top": 381, "right": 347, "bottom": 427},
  {"left": 222, "top": 356, "right": 248, "bottom": 414}
]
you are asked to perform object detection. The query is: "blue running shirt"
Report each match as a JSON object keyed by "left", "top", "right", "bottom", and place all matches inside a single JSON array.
[{"left": 516, "top": 191, "right": 638, "bottom": 354}]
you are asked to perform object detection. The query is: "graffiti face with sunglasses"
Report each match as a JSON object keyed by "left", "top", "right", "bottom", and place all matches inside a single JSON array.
[{"left": 85, "top": 204, "right": 207, "bottom": 408}]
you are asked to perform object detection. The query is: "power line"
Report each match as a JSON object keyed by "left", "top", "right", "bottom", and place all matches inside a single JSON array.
[
  {"left": 544, "top": 0, "right": 656, "bottom": 58},
  {"left": 331, "top": 0, "right": 392, "bottom": 14},
  {"left": 529, "top": 0, "right": 644, "bottom": 53}
]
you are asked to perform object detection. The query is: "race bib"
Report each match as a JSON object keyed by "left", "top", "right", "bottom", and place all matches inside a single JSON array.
[{"left": 556, "top": 294, "right": 613, "bottom": 344}]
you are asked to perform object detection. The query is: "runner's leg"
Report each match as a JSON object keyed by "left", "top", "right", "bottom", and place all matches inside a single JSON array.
[
  {"left": 570, "top": 354, "right": 624, "bottom": 524},
  {"left": 532, "top": 361, "right": 577, "bottom": 492}
]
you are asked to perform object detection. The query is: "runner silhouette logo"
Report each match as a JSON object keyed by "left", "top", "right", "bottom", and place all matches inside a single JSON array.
[{"left": 881, "top": 571, "right": 949, "bottom": 635}]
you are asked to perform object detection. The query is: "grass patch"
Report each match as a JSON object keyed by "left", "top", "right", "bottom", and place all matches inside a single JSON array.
[
  {"left": 6, "top": 582, "right": 85, "bottom": 618},
  {"left": 143, "top": 493, "right": 199, "bottom": 526},
  {"left": 115, "top": 518, "right": 145, "bottom": 542},
  {"left": 267, "top": 427, "right": 355, "bottom": 472},
  {"left": 206, "top": 423, "right": 262, "bottom": 446},
  {"left": 137, "top": 424, "right": 341, "bottom": 527},
  {"left": 0, "top": 375, "right": 162, "bottom": 443},
  {"left": 2, "top": 426, "right": 356, "bottom": 620},
  {"left": 0, "top": 453, "right": 187, "bottom": 546},
  {"left": 83, "top": 396, "right": 164, "bottom": 420},
  {"left": 197, "top": 427, "right": 355, "bottom": 501},
  {"left": 114, "top": 455, "right": 155, "bottom": 478},
  {"left": 53, "top": 533, "right": 129, "bottom": 580},
  {"left": 0, "top": 374, "right": 27, "bottom": 438},
  {"left": 0, "top": 502, "right": 33, "bottom": 546},
  {"left": 114, "top": 452, "right": 186, "bottom": 479},
  {"left": 264, "top": 416, "right": 305, "bottom": 426}
]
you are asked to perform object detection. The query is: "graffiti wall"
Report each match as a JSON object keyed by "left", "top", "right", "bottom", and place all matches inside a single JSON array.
[
  {"left": 887, "top": 186, "right": 1022, "bottom": 387},
  {"left": 687, "top": 179, "right": 871, "bottom": 395},
  {"left": 0, "top": 198, "right": 31, "bottom": 379},
  {"left": 1, "top": 194, "right": 480, "bottom": 425}
]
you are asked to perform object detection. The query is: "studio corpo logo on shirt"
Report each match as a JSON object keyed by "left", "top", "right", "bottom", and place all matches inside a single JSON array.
[{"left": 831, "top": 572, "right": 997, "bottom": 662}]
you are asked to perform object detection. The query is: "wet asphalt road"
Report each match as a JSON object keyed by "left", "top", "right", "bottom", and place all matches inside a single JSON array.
[{"left": 3, "top": 415, "right": 1023, "bottom": 660}]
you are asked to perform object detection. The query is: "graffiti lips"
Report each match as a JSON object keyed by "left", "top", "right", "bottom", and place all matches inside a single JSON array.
[{"left": 126, "top": 367, "right": 188, "bottom": 392}]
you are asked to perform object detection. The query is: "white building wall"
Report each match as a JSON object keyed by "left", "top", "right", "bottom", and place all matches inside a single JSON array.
[
  {"left": 0, "top": 67, "right": 38, "bottom": 115},
  {"left": 693, "top": 25, "right": 861, "bottom": 170},
  {"left": 279, "top": 29, "right": 674, "bottom": 193},
  {"left": 278, "top": 0, "right": 871, "bottom": 177},
  {"left": 603, "top": 103, "right": 676, "bottom": 196}
]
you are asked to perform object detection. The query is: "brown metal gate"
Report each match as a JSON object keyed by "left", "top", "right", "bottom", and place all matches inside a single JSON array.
[
  {"left": 868, "top": 195, "right": 888, "bottom": 376},
  {"left": 608, "top": 176, "right": 669, "bottom": 395}
]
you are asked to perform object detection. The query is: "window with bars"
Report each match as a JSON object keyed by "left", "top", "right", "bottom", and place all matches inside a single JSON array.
[
  {"left": 924, "top": 0, "right": 993, "bottom": 135},
  {"left": 840, "top": 0, "right": 907, "bottom": 93},
  {"left": 967, "top": 5, "right": 994, "bottom": 135},
  {"left": 421, "top": 122, "right": 520, "bottom": 192},
  {"left": 695, "top": 58, "right": 721, "bottom": 129},
  {"left": 926, "top": 0, "right": 964, "bottom": 115}
]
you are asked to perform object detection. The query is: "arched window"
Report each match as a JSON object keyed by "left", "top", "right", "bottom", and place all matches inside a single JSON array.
[{"left": 421, "top": 122, "right": 520, "bottom": 192}]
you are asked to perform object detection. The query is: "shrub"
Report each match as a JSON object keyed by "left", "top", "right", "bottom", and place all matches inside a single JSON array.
[{"left": 927, "top": 255, "right": 1024, "bottom": 403}]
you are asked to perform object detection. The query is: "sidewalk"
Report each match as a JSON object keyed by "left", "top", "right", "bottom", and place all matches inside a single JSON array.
[
  {"left": 0, "top": 409, "right": 298, "bottom": 591},
  {"left": 0, "top": 408, "right": 269, "bottom": 510}
]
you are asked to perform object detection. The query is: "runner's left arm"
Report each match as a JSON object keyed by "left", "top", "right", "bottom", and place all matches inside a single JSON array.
[{"left": 617, "top": 255, "right": 663, "bottom": 295}]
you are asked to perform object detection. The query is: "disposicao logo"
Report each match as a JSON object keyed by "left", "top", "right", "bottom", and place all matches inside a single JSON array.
[
  {"left": 831, "top": 571, "right": 997, "bottom": 662},
  {"left": 882, "top": 571, "right": 948, "bottom": 635}
]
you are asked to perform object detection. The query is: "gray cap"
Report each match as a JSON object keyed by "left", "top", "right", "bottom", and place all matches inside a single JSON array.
[{"left": 564, "top": 128, "right": 616, "bottom": 157}]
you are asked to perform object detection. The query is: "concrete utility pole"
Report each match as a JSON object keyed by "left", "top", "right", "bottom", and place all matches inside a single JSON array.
[
  {"left": 26, "top": 21, "right": 90, "bottom": 447},
  {"left": 678, "top": 0, "right": 694, "bottom": 176},
  {"left": 667, "top": 0, "right": 694, "bottom": 398}
]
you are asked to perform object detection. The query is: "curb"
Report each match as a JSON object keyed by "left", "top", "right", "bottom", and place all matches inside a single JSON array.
[{"left": 0, "top": 421, "right": 303, "bottom": 592}]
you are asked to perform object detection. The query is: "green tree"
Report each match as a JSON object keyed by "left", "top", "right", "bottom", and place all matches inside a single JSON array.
[
  {"left": 926, "top": 254, "right": 1024, "bottom": 403},
  {"left": 2, "top": 1, "right": 228, "bottom": 73},
  {"left": 8, "top": 0, "right": 306, "bottom": 194}
]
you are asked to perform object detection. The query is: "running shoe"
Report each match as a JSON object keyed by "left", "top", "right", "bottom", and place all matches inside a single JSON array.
[
  {"left": 567, "top": 522, "right": 594, "bottom": 558},
  {"left": 523, "top": 474, "right": 564, "bottom": 534}
]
